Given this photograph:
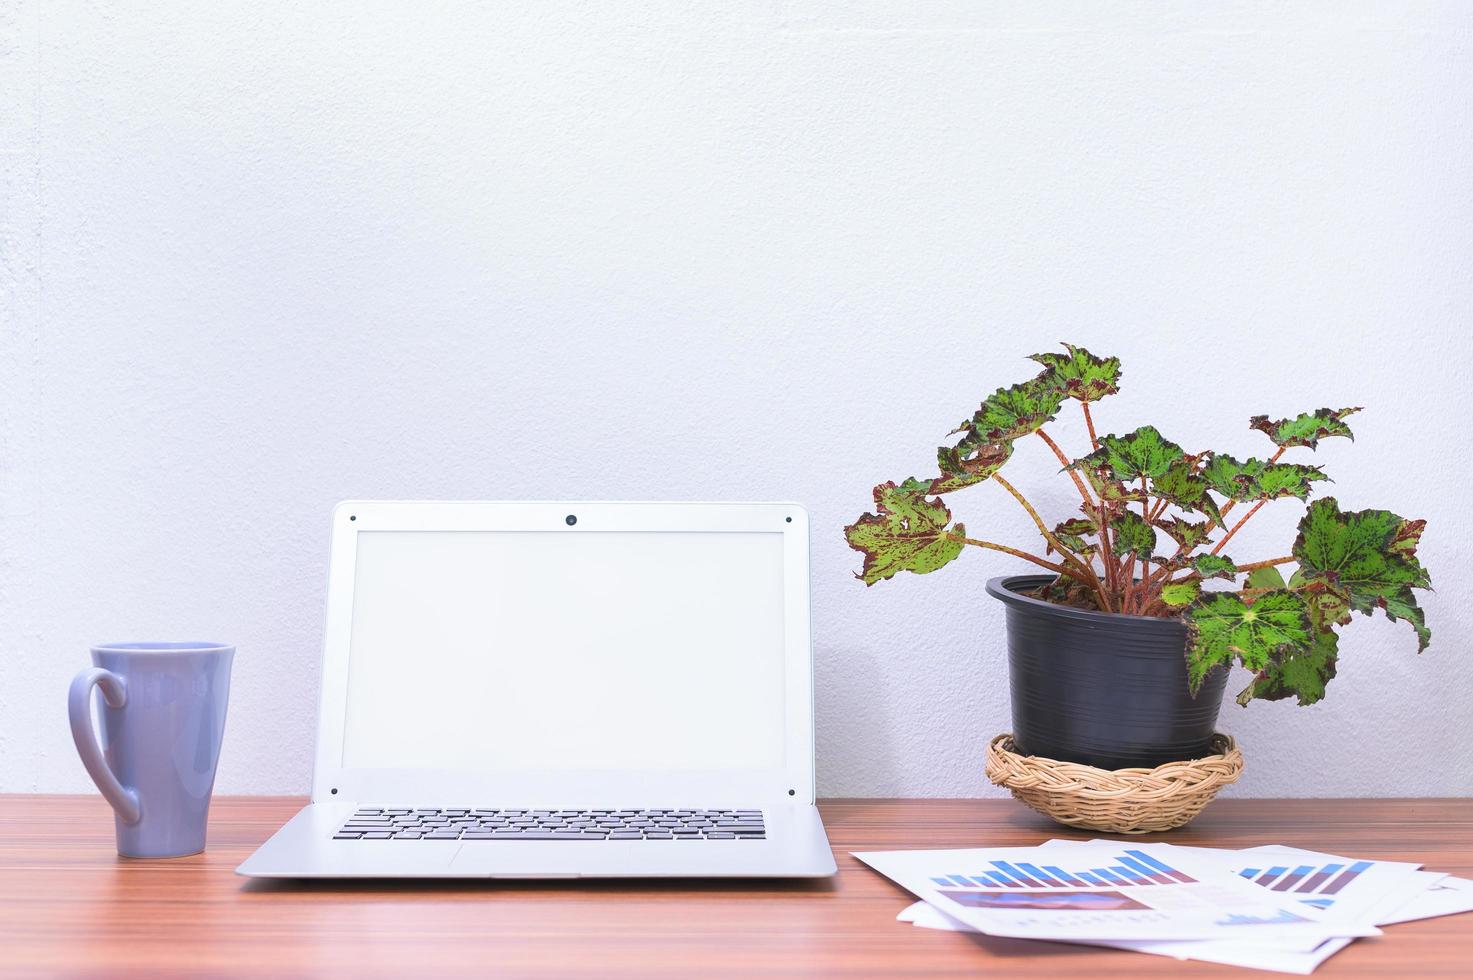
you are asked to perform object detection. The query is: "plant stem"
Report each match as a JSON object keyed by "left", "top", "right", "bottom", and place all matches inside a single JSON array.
[
  {"left": 1235, "top": 555, "right": 1296, "bottom": 573},
  {"left": 994, "top": 474, "right": 1112, "bottom": 611},
  {"left": 1173, "top": 554, "right": 1296, "bottom": 588},
  {"left": 1098, "top": 523, "right": 1117, "bottom": 595},
  {"left": 947, "top": 533, "right": 1074, "bottom": 577},
  {"left": 1081, "top": 402, "right": 1101, "bottom": 451},
  {"left": 992, "top": 473, "right": 1061, "bottom": 549},
  {"left": 1122, "top": 477, "right": 1155, "bottom": 612},
  {"left": 1035, "top": 428, "right": 1095, "bottom": 508},
  {"left": 1210, "top": 499, "right": 1267, "bottom": 555},
  {"left": 1142, "top": 561, "right": 1168, "bottom": 591},
  {"left": 1040, "top": 418, "right": 1117, "bottom": 598},
  {"left": 1137, "top": 596, "right": 1168, "bottom": 617},
  {"left": 1141, "top": 556, "right": 1296, "bottom": 618},
  {"left": 1140, "top": 598, "right": 1179, "bottom": 618}
]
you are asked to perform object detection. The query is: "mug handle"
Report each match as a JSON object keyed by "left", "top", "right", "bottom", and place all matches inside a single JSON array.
[{"left": 68, "top": 668, "right": 142, "bottom": 825}]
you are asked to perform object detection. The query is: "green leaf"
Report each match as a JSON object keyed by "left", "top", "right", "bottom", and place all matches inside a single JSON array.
[
  {"left": 1078, "top": 469, "right": 1148, "bottom": 503},
  {"left": 1157, "top": 517, "right": 1211, "bottom": 551},
  {"left": 1192, "top": 554, "right": 1238, "bottom": 580},
  {"left": 1073, "top": 425, "right": 1185, "bottom": 482},
  {"left": 1027, "top": 343, "right": 1121, "bottom": 402},
  {"left": 932, "top": 440, "right": 1013, "bottom": 493},
  {"left": 1237, "top": 627, "right": 1338, "bottom": 707},
  {"left": 1249, "top": 407, "right": 1362, "bottom": 450},
  {"left": 845, "top": 480, "right": 966, "bottom": 585},
  {"left": 1201, "top": 454, "right": 1254, "bottom": 498},
  {"left": 1161, "top": 580, "right": 1201, "bottom": 607},
  {"left": 1201, "top": 454, "right": 1329, "bottom": 501},
  {"left": 1236, "top": 588, "right": 1343, "bottom": 706},
  {"left": 1251, "top": 462, "right": 1332, "bottom": 500},
  {"left": 1051, "top": 518, "right": 1098, "bottom": 556},
  {"left": 1388, "top": 517, "right": 1427, "bottom": 561},
  {"left": 951, "top": 376, "right": 1067, "bottom": 445},
  {"left": 1245, "top": 566, "right": 1288, "bottom": 590},
  {"left": 937, "top": 376, "right": 1061, "bottom": 485},
  {"left": 1309, "top": 584, "right": 1352, "bottom": 631},
  {"left": 1110, "top": 510, "right": 1157, "bottom": 559},
  {"left": 1183, "top": 590, "right": 1313, "bottom": 695},
  {"left": 1292, "top": 497, "right": 1432, "bottom": 651},
  {"left": 1151, "top": 458, "right": 1224, "bottom": 525},
  {"left": 1302, "top": 580, "right": 1352, "bottom": 628}
]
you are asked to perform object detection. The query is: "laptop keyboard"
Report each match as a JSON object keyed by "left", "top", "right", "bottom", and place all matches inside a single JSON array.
[{"left": 333, "top": 808, "right": 766, "bottom": 841}]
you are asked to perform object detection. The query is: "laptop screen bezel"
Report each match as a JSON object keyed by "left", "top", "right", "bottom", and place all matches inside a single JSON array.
[{"left": 310, "top": 500, "right": 815, "bottom": 806}]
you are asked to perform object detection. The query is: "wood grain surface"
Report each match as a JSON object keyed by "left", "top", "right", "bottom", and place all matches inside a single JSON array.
[{"left": 1, "top": 795, "right": 1469, "bottom": 977}]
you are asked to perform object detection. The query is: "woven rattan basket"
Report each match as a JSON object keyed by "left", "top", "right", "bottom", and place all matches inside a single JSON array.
[{"left": 985, "top": 732, "right": 1243, "bottom": 834}]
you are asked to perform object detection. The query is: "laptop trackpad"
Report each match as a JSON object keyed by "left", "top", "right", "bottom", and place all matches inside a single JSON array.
[
  {"left": 450, "top": 839, "right": 791, "bottom": 878},
  {"left": 450, "top": 844, "right": 593, "bottom": 877}
]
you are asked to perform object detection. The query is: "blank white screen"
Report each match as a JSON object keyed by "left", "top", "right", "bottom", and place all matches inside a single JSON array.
[{"left": 341, "top": 529, "right": 787, "bottom": 771}]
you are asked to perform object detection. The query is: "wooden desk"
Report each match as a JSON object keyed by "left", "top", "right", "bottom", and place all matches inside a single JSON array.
[{"left": 2, "top": 796, "right": 1469, "bottom": 977}]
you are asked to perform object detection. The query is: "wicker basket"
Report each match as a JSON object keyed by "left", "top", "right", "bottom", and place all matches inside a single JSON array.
[{"left": 985, "top": 732, "right": 1243, "bottom": 834}]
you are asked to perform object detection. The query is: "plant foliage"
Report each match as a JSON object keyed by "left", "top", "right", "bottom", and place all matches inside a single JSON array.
[
  {"left": 846, "top": 479, "right": 966, "bottom": 585},
  {"left": 844, "top": 344, "right": 1431, "bottom": 707}
]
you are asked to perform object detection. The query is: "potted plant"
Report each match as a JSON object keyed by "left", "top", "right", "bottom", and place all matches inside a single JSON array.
[{"left": 845, "top": 344, "right": 1432, "bottom": 772}]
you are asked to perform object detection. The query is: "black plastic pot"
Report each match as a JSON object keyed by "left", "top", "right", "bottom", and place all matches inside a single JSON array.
[{"left": 986, "top": 574, "right": 1228, "bottom": 770}]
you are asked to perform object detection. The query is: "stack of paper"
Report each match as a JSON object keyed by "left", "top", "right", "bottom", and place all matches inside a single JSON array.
[{"left": 855, "top": 839, "right": 1473, "bottom": 974}]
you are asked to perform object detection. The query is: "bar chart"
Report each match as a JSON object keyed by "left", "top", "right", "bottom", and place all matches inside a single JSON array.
[
  {"left": 928, "top": 849, "right": 1197, "bottom": 889},
  {"left": 1236, "top": 860, "right": 1372, "bottom": 902},
  {"left": 1217, "top": 908, "right": 1311, "bottom": 927}
]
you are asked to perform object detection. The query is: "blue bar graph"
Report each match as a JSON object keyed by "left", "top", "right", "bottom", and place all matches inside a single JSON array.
[
  {"left": 1219, "top": 909, "right": 1309, "bottom": 926},
  {"left": 1016, "top": 863, "right": 1063, "bottom": 887},
  {"left": 990, "top": 861, "right": 1042, "bottom": 887},
  {"left": 1271, "top": 865, "right": 1317, "bottom": 891},
  {"left": 1235, "top": 859, "right": 1374, "bottom": 908},
  {"left": 1322, "top": 861, "right": 1372, "bottom": 895},
  {"left": 1119, "top": 854, "right": 1173, "bottom": 884},
  {"left": 1043, "top": 866, "right": 1087, "bottom": 886},
  {"left": 1237, "top": 860, "right": 1372, "bottom": 907},
  {"left": 1126, "top": 849, "right": 1198, "bottom": 884},
  {"left": 1293, "top": 864, "right": 1343, "bottom": 893},
  {"left": 931, "top": 850, "right": 1201, "bottom": 891},
  {"left": 1110, "top": 866, "right": 1147, "bottom": 883}
]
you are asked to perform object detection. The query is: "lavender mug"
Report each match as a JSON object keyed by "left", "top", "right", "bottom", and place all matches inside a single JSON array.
[{"left": 68, "top": 642, "right": 234, "bottom": 857}]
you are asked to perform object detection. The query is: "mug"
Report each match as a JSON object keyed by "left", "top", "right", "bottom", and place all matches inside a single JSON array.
[{"left": 68, "top": 642, "right": 234, "bottom": 857}]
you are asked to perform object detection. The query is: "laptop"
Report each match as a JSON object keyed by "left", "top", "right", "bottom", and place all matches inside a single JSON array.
[{"left": 237, "top": 500, "right": 837, "bottom": 878}]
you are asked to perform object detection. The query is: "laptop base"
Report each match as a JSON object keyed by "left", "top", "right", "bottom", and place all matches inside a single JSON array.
[{"left": 237, "top": 801, "right": 837, "bottom": 879}]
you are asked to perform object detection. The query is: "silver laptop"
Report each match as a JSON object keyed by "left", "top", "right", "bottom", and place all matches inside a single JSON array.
[{"left": 237, "top": 500, "right": 836, "bottom": 878}]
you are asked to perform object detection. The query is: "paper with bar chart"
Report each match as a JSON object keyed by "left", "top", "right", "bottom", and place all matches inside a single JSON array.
[
  {"left": 897, "top": 901, "right": 1357, "bottom": 975},
  {"left": 1043, "top": 840, "right": 1422, "bottom": 940},
  {"left": 852, "top": 843, "right": 1378, "bottom": 942},
  {"left": 892, "top": 841, "right": 1463, "bottom": 974},
  {"left": 1235, "top": 845, "right": 1429, "bottom": 922}
]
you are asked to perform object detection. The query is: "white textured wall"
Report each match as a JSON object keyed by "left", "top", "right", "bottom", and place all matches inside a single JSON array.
[{"left": 3, "top": 2, "right": 1470, "bottom": 799}]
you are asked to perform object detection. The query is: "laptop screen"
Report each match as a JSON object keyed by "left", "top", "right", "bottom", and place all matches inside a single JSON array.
[{"left": 339, "top": 529, "right": 788, "bottom": 772}]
